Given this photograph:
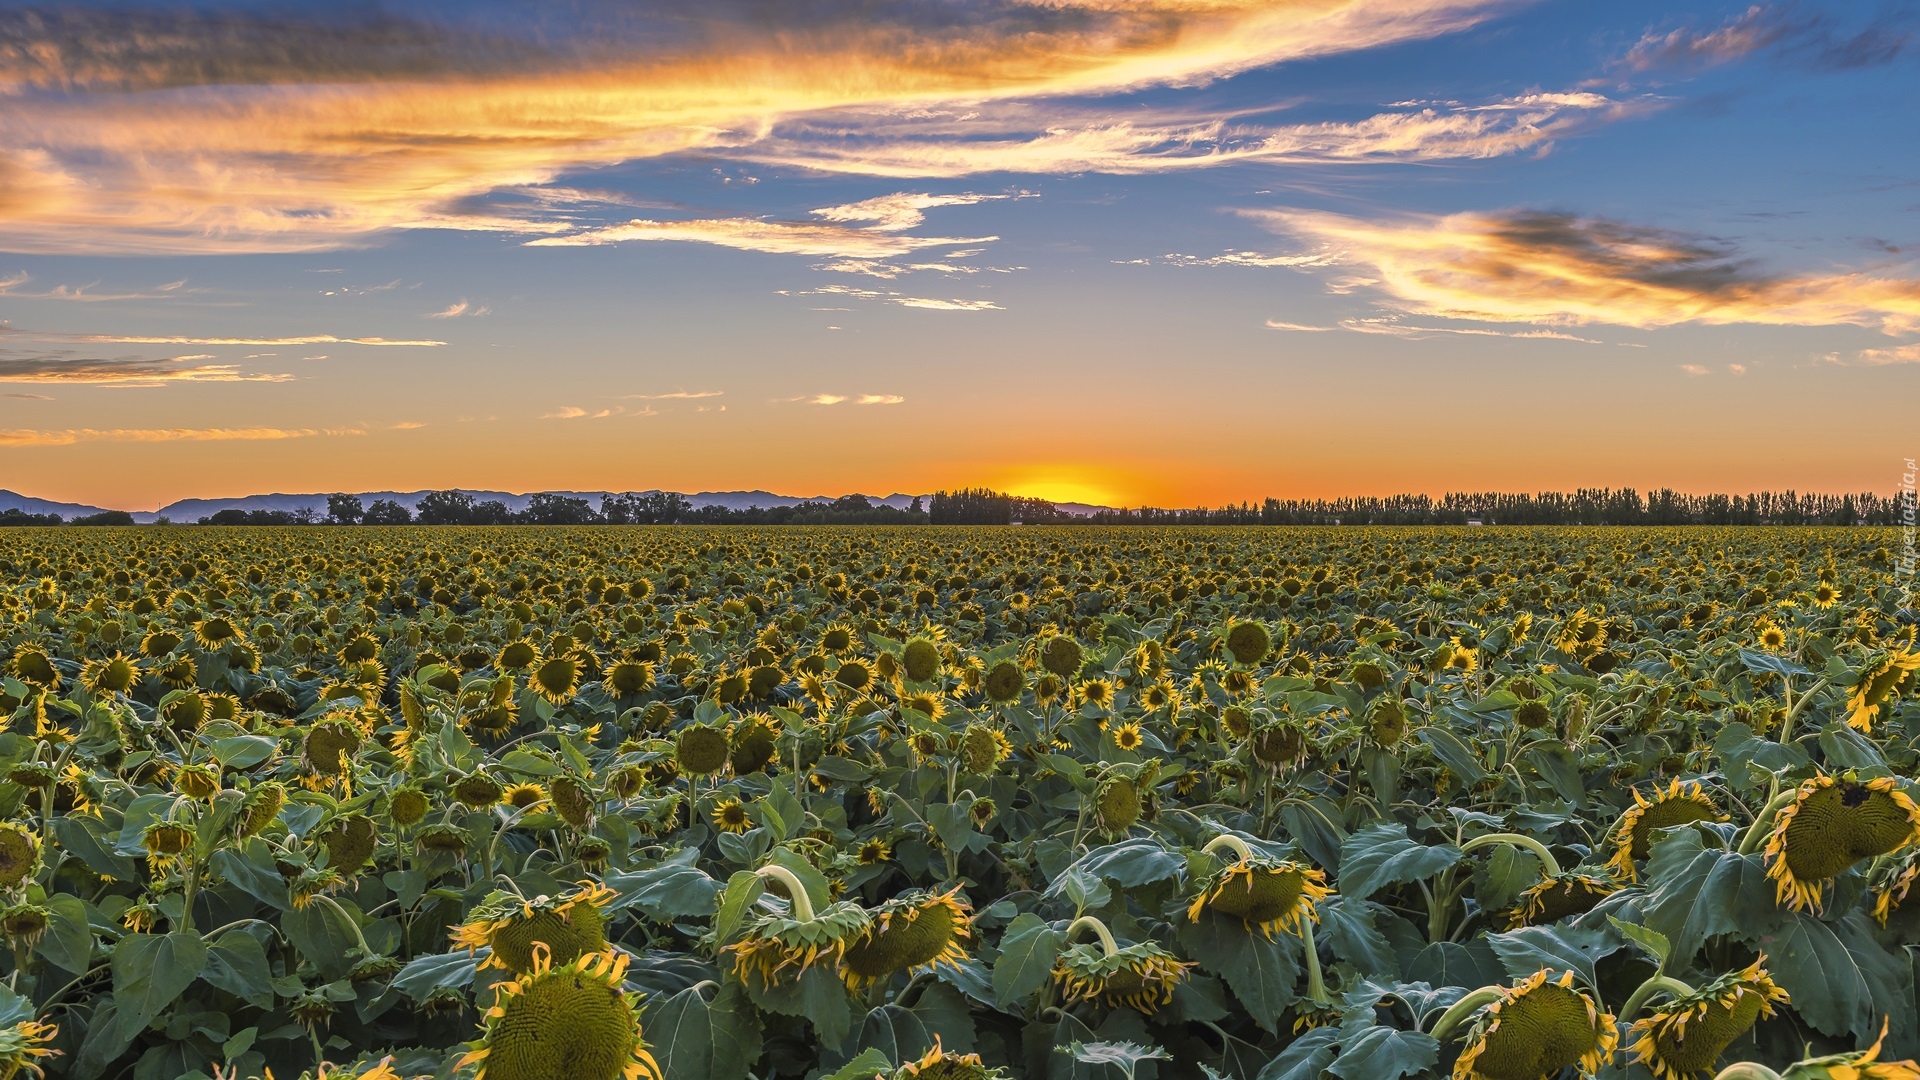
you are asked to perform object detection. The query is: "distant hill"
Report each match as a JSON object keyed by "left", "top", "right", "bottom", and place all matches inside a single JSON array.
[{"left": 1, "top": 487, "right": 1102, "bottom": 524}]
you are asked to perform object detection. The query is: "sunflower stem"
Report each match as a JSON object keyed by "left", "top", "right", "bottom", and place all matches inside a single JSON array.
[
  {"left": 1777, "top": 677, "right": 1828, "bottom": 745},
  {"left": 1736, "top": 789, "right": 1798, "bottom": 855},
  {"left": 751, "top": 865, "right": 816, "bottom": 922},
  {"left": 1709, "top": 1065, "right": 1782, "bottom": 1080},
  {"left": 1619, "top": 973, "right": 1695, "bottom": 1024},
  {"left": 1429, "top": 986, "right": 1506, "bottom": 1041},
  {"left": 1064, "top": 915, "right": 1119, "bottom": 958},
  {"left": 1201, "top": 834, "right": 1254, "bottom": 863},
  {"left": 1458, "top": 832, "right": 1563, "bottom": 878},
  {"left": 1299, "top": 917, "right": 1329, "bottom": 1006}
]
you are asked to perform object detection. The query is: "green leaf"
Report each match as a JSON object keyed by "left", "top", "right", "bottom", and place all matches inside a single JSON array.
[
  {"left": 819, "top": 1049, "right": 895, "bottom": 1080},
  {"left": 1739, "top": 650, "right": 1812, "bottom": 678},
  {"left": 992, "top": 913, "right": 1065, "bottom": 1008},
  {"left": 1280, "top": 800, "right": 1347, "bottom": 872},
  {"left": 848, "top": 1005, "right": 934, "bottom": 1066},
  {"left": 72, "top": 1000, "right": 136, "bottom": 1080},
  {"left": 1473, "top": 843, "right": 1542, "bottom": 912},
  {"left": 1740, "top": 911, "right": 1893, "bottom": 1040},
  {"left": 282, "top": 899, "right": 362, "bottom": 981},
  {"left": 1484, "top": 925, "right": 1615, "bottom": 988},
  {"left": 35, "top": 893, "right": 93, "bottom": 974},
  {"left": 1315, "top": 896, "right": 1398, "bottom": 978},
  {"left": 712, "top": 871, "right": 763, "bottom": 946},
  {"left": 1337, "top": 823, "right": 1463, "bottom": 901},
  {"left": 1639, "top": 829, "right": 1782, "bottom": 964},
  {"left": 1519, "top": 744, "right": 1585, "bottom": 808},
  {"left": 499, "top": 748, "right": 563, "bottom": 775},
  {"left": 209, "top": 735, "right": 278, "bottom": 770},
  {"left": 50, "top": 816, "right": 138, "bottom": 880},
  {"left": 607, "top": 863, "right": 724, "bottom": 922},
  {"left": 1405, "top": 941, "right": 1506, "bottom": 990},
  {"left": 1255, "top": 1026, "right": 1340, "bottom": 1080},
  {"left": 926, "top": 802, "right": 975, "bottom": 854},
  {"left": 1818, "top": 723, "right": 1887, "bottom": 771},
  {"left": 111, "top": 932, "right": 209, "bottom": 1042},
  {"left": 1072, "top": 838, "right": 1187, "bottom": 889},
  {"left": 210, "top": 842, "right": 291, "bottom": 911},
  {"left": 750, "top": 964, "right": 853, "bottom": 1048},
  {"left": 1415, "top": 725, "right": 1488, "bottom": 787},
  {"left": 1328, "top": 1023, "right": 1439, "bottom": 1080},
  {"left": 1608, "top": 917, "right": 1671, "bottom": 969},
  {"left": 1178, "top": 911, "right": 1300, "bottom": 1033},
  {"left": 392, "top": 949, "right": 479, "bottom": 1002},
  {"left": 644, "top": 987, "right": 720, "bottom": 1080},
  {"left": 202, "top": 932, "right": 275, "bottom": 1009}
]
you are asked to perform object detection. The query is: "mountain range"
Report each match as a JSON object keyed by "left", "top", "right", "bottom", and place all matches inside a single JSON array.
[{"left": 0, "top": 488, "right": 1105, "bottom": 523}]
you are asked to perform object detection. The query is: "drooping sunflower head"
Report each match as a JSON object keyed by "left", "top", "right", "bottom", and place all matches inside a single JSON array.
[
  {"left": 8, "top": 648, "right": 57, "bottom": 690},
  {"left": 1369, "top": 697, "right": 1408, "bottom": 746},
  {"left": 603, "top": 660, "right": 655, "bottom": 698},
  {"left": 1453, "top": 969, "right": 1619, "bottom": 1080},
  {"left": 1607, "top": 780, "right": 1728, "bottom": 880},
  {"left": 1092, "top": 776, "right": 1141, "bottom": 838},
  {"left": 1038, "top": 635, "right": 1084, "bottom": 680},
  {"left": 1505, "top": 873, "right": 1619, "bottom": 929},
  {"left": 174, "top": 762, "right": 221, "bottom": 801},
  {"left": 1627, "top": 958, "right": 1788, "bottom": 1080},
  {"left": 891, "top": 1038, "right": 1007, "bottom": 1080},
  {"left": 456, "top": 946, "right": 660, "bottom": 1080},
  {"left": 0, "top": 994, "right": 59, "bottom": 1080},
  {"left": 495, "top": 639, "right": 540, "bottom": 672},
  {"left": 1248, "top": 720, "right": 1309, "bottom": 772},
  {"left": 551, "top": 775, "right": 595, "bottom": 829},
  {"left": 1846, "top": 648, "right": 1920, "bottom": 733},
  {"left": 673, "top": 723, "right": 731, "bottom": 777},
  {"left": 901, "top": 637, "right": 943, "bottom": 683},
  {"left": 1766, "top": 773, "right": 1920, "bottom": 912},
  {"left": 1050, "top": 940, "right": 1194, "bottom": 1014},
  {"left": 1186, "top": 855, "right": 1332, "bottom": 938},
  {"left": 0, "top": 824, "right": 39, "bottom": 889},
  {"left": 840, "top": 887, "right": 972, "bottom": 990},
  {"left": 728, "top": 718, "right": 779, "bottom": 776},
  {"left": 238, "top": 782, "right": 286, "bottom": 838},
  {"left": 304, "top": 719, "right": 362, "bottom": 780},
  {"left": 81, "top": 653, "right": 139, "bottom": 696},
  {"left": 961, "top": 724, "right": 1012, "bottom": 775},
  {"left": 320, "top": 814, "right": 378, "bottom": 874},
  {"left": 451, "top": 882, "right": 616, "bottom": 974},
  {"left": 453, "top": 770, "right": 506, "bottom": 810},
  {"left": 723, "top": 901, "right": 871, "bottom": 990},
  {"left": 387, "top": 785, "right": 429, "bottom": 828},
  {"left": 194, "top": 615, "right": 242, "bottom": 651}
]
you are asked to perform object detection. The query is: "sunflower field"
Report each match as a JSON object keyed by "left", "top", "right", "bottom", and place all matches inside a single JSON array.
[{"left": 0, "top": 525, "right": 1918, "bottom": 1080}]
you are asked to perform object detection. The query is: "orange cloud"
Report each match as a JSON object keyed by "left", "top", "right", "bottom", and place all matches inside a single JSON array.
[
  {"left": 0, "top": 426, "right": 358, "bottom": 446},
  {"left": 1252, "top": 207, "right": 1920, "bottom": 334},
  {"left": 0, "top": 0, "right": 1531, "bottom": 253}
]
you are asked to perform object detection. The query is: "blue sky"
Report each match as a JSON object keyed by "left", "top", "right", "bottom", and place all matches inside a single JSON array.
[{"left": 0, "top": 0, "right": 1914, "bottom": 509}]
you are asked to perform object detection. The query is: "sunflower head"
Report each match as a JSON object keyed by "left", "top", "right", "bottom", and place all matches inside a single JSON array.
[
  {"left": 81, "top": 654, "right": 139, "bottom": 696},
  {"left": 1453, "top": 969, "right": 1619, "bottom": 1080},
  {"left": 961, "top": 724, "right": 1011, "bottom": 775},
  {"left": 239, "top": 782, "right": 287, "bottom": 838},
  {"left": 604, "top": 660, "right": 654, "bottom": 698},
  {"left": 1846, "top": 648, "right": 1920, "bottom": 733},
  {"left": 902, "top": 638, "right": 943, "bottom": 683},
  {"left": 1039, "top": 636, "right": 1083, "bottom": 680},
  {"left": 456, "top": 946, "right": 660, "bottom": 1080},
  {"left": 304, "top": 720, "right": 362, "bottom": 779},
  {"left": 1505, "top": 873, "right": 1619, "bottom": 929},
  {"left": 321, "top": 814, "right": 378, "bottom": 873},
  {"left": 723, "top": 901, "right": 871, "bottom": 989},
  {"left": 1224, "top": 622, "right": 1272, "bottom": 666},
  {"left": 1248, "top": 720, "right": 1308, "bottom": 771},
  {"left": 1370, "top": 698, "right": 1408, "bottom": 746},
  {"left": 1767, "top": 774, "right": 1920, "bottom": 912},
  {"left": 1050, "top": 940, "right": 1193, "bottom": 1013},
  {"left": 504, "top": 783, "right": 549, "bottom": 812},
  {"left": 0, "top": 995, "right": 59, "bottom": 1080},
  {"left": 451, "top": 882, "right": 616, "bottom": 974},
  {"left": 1627, "top": 958, "right": 1788, "bottom": 1080},
  {"left": 496, "top": 640, "right": 540, "bottom": 672},
  {"left": 728, "top": 719, "right": 778, "bottom": 776},
  {"left": 711, "top": 798, "right": 754, "bottom": 834},
  {"left": 174, "top": 762, "right": 221, "bottom": 801},
  {"left": 0, "top": 824, "right": 38, "bottom": 889},
  {"left": 1186, "top": 855, "right": 1332, "bottom": 938},
  {"left": 454, "top": 770, "right": 506, "bottom": 809},
  {"left": 8, "top": 648, "right": 57, "bottom": 690},
  {"left": 1092, "top": 776, "right": 1141, "bottom": 838},
  {"left": 387, "top": 785, "right": 429, "bottom": 827},
  {"left": 892, "top": 1038, "right": 1006, "bottom": 1080},
  {"left": 142, "top": 820, "right": 194, "bottom": 858},
  {"left": 551, "top": 775, "right": 596, "bottom": 829},
  {"left": 532, "top": 654, "right": 582, "bottom": 705},
  {"left": 984, "top": 660, "right": 1025, "bottom": 704},
  {"left": 1607, "top": 781, "right": 1728, "bottom": 880},
  {"left": 674, "top": 724, "right": 731, "bottom": 777},
  {"left": 841, "top": 887, "right": 972, "bottom": 990}
]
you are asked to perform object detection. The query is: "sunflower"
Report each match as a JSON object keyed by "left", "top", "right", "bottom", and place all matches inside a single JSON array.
[
  {"left": 1765, "top": 773, "right": 1920, "bottom": 912},
  {"left": 603, "top": 660, "right": 655, "bottom": 698},
  {"left": 1606, "top": 781, "right": 1728, "bottom": 880},
  {"left": 495, "top": 640, "right": 540, "bottom": 672},
  {"left": 1452, "top": 969, "right": 1618, "bottom": 1080},
  {"left": 901, "top": 637, "right": 943, "bottom": 683},
  {"left": 961, "top": 724, "right": 1011, "bottom": 774},
  {"left": 857, "top": 838, "right": 892, "bottom": 865},
  {"left": 0, "top": 1002, "right": 59, "bottom": 1080},
  {"left": 711, "top": 799, "right": 754, "bottom": 834},
  {"left": 724, "top": 900, "right": 871, "bottom": 990},
  {"left": 81, "top": 653, "right": 138, "bottom": 696},
  {"left": 457, "top": 946, "right": 661, "bottom": 1080},
  {"left": 0, "top": 824, "right": 39, "bottom": 889},
  {"left": 1505, "top": 873, "right": 1619, "bottom": 928},
  {"left": 1845, "top": 648, "right": 1920, "bottom": 733},
  {"left": 1110, "top": 722, "right": 1144, "bottom": 753},
  {"left": 304, "top": 720, "right": 362, "bottom": 781},
  {"left": 1138, "top": 680, "right": 1177, "bottom": 714},
  {"left": 840, "top": 887, "right": 972, "bottom": 990},
  {"left": 1077, "top": 678, "right": 1115, "bottom": 711},
  {"left": 1186, "top": 855, "right": 1332, "bottom": 939},
  {"left": 1092, "top": 775, "right": 1142, "bottom": 838},
  {"left": 239, "top": 782, "right": 287, "bottom": 838},
  {"left": 1874, "top": 855, "right": 1920, "bottom": 925},
  {"left": 193, "top": 615, "right": 242, "bottom": 651},
  {"left": 1050, "top": 939, "right": 1193, "bottom": 1014},
  {"left": 834, "top": 657, "right": 875, "bottom": 695},
  {"left": 453, "top": 771, "right": 506, "bottom": 809},
  {"left": 1223, "top": 621, "right": 1272, "bottom": 666},
  {"left": 531, "top": 654, "right": 583, "bottom": 705},
  {"left": 1038, "top": 635, "right": 1084, "bottom": 680},
  {"left": 1627, "top": 958, "right": 1788, "bottom": 1080},
  {"left": 174, "top": 763, "right": 221, "bottom": 801},
  {"left": 451, "top": 882, "right": 616, "bottom": 974},
  {"left": 901, "top": 690, "right": 948, "bottom": 722},
  {"left": 1811, "top": 583, "right": 1839, "bottom": 609},
  {"left": 504, "top": 783, "right": 549, "bottom": 812},
  {"left": 983, "top": 660, "right": 1025, "bottom": 704},
  {"left": 1033, "top": 673, "right": 1066, "bottom": 709},
  {"left": 892, "top": 1038, "right": 1005, "bottom": 1080},
  {"left": 674, "top": 724, "right": 731, "bottom": 777},
  {"left": 819, "top": 623, "right": 856, "bottom": 654},
  {"left": 1755, "top": 620, "right": 1788, "bottom": 652},
  {"left": 7, "top": 648, "right": 57, "bottom": 690}
]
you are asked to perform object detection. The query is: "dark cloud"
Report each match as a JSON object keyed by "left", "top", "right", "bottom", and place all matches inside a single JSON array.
[
  {"left": 1621, "top": 3, "right": 1912, "bottom": 74},
  {"left": 0, "top": 348, "right": 292, "bottom": 384}
]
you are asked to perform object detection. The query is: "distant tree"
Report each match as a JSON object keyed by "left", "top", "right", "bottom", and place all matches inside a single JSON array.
[
  {"left": 470, "top": 500, "right": 513, "bottom": 525},
  {"left": 362, "top": 499, "right": 412, "bottom": 525},
  {"left": 203, "top": 508, "right": 252, "bottom": 525},
  {"left": 416, "top": 489, "right": 476, "bottom": 525},
  {"left": 930, "top": 488, "right": 1012, "bottom": 525},
  {"left": 290, "top": 506, "right": 317, "bottom": 525},
  {"left": 521, "top": 493, "right": 600, "bottom": 525},
  {"left": 910, "top": 495, "right": 923, "bottom": 515},
  {"left": 0, "top": 509, "right": 63, "bottom": 526},
  {"left": 72, "top": 510, "right": 135, "bottom": 526},
  {"left": 326, "top": 493, "right": 364, "bottom": 525},
  {"left": 830, "top": 494, "right": 874, "bottom": 514}
]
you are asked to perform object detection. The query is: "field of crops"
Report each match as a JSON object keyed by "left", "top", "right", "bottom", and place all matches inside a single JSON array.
[{"left": 0, "top": 525, "right": 1917, "bottom": 1080}]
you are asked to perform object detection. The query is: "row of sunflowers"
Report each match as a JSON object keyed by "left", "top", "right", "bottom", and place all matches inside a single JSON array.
[{"left": 0, "top": 525, "right": 1916, "bottom": 1080}]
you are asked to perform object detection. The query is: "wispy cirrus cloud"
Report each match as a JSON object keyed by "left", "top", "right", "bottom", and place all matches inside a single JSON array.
[
  {"left": 14, "top": 333, "right": 446, "bottom": 347},
  {"left": 0, "top": 426, "right": 360, "bottom": 447},
  {"left": 1826, "top": 344, "right": 1920, "bottom": 367},
  {"left": 526, "top": 192, "right": 1008, "bottom": 259},
  {"left": 622, "top": 390, "right": 724, "bottom": 400},
  {"left": 0, "top": 350, "right": 295, "bottom": 386},
  {"left": 1247, "top": 207, "right": 1920, "bottom": 335},
  {"left": 795, "top": 393, "right": 905, "bottom": 406},
  {"left": 0, "top": 0, "right": 1536, "bottom": 253},
  {"left": 425, "top": 300, "right": 489, "bottom": 319},
  {"left": 1618, "top": 4, "right": 1911, "bottom": 74},
  {"left": 0, "top": 272, "right": 195, "bottom": 302},
  {"left": 779, "top": 284, "right": 1002, "bottom": 311}
]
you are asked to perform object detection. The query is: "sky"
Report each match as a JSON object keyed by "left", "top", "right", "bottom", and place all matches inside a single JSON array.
[{"left": 0, "top": 0, "right": 1916, "bottom": 511}]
